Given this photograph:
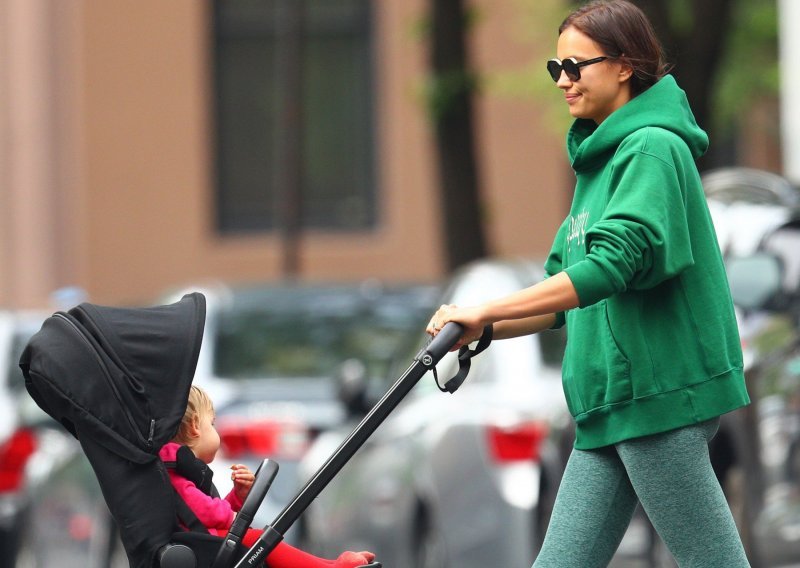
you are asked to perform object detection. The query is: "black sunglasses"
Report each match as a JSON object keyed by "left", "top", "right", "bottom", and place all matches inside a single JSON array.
[{"left": 546, "top": 56, "right": 608, "bottom": 82}]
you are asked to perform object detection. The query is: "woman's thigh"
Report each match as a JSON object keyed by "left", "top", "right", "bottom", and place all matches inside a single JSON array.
[
  {"left": 533, "top": 444, "right": 638, "bottom": 568},
  {"left": 616, "top": 419, "right": 749, "bottom": 567}
]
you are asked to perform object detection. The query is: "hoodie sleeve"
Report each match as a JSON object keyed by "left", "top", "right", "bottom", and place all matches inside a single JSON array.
[
  {"left": 564, "top": 139, "right": 695, "bottom": 307},
  {"left": 225, "top": 489, "right": 244, "bottom": 512}
]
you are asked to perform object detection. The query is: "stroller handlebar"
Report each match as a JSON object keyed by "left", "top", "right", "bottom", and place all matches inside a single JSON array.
[{"left": 422, "top": 321, "right": 464, "bottom": 363}]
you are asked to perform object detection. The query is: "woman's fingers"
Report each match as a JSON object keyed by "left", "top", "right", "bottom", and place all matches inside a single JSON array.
[{"left": 427, "top": 304, "right": 459, "bottom": 336}]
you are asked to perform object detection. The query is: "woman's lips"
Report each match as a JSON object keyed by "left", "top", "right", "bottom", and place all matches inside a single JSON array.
[{"left": 565, "top": 92, "right": 581, "bottom": 104}]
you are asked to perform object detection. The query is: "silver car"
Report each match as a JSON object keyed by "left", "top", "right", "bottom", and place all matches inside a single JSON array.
[
  {"left": 162, "top": 281, "right": 442, "bottom": 541},
  {"left": 298, "top": 259, "right": 571, "bottom": 568}
]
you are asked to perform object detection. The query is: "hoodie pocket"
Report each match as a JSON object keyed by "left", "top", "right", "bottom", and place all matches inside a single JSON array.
[{"left": 563, "top": 301, "right": 632, "bottom": 415}]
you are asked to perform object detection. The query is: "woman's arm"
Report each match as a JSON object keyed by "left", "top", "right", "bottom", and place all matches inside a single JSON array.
[
  {"left": 493, "top": 313, "right": 557, "bottom": 340},
  {"left": 428, "top": 271, "right": 579, "bottom": 346},
  {"left": 481, "top": 272, "right": 579, "bottom": 323}
]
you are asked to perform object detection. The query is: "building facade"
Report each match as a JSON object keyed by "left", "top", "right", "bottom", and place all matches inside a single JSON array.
[{"left": 1, "top": 0, "right": 579, "bottom": 308}]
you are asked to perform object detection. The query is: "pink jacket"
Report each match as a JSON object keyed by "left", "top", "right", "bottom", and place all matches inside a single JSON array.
[{"left": 159, "top": 442, "right": 244, "bottom": 536}]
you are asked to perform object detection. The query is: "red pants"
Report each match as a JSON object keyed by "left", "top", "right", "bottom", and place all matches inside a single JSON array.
[{"left": 237, "top": 528, "right": 342, "bottom": 568}]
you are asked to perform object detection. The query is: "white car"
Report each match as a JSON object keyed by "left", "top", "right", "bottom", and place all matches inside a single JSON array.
[
  {"left": 161, "top": 281, "right": 442, "bottom": 540},
  {"left": 298, "top": 259, "right": 572, "bottom": 568}
]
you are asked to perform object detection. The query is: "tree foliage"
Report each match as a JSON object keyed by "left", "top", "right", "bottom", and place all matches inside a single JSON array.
[
  {"left": 423, "top": 0, "right": 778, "bottom": 270},
  {"left": 493, "top": 0, "right": 779, "bottom": 165}
]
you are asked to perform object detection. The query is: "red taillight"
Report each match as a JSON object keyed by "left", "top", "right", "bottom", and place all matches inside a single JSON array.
[
  {"left": 0, "top": 428, "right": 37, "bottom": 493},
  {"left": 487, "top": 421, "right": 548, "bottom": 463},
  {"left": 218, "top": 419, "right": 309, "bottom": 461}
]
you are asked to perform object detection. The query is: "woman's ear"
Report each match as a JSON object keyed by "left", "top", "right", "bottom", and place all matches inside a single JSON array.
[{"left": 617, "top": 58, "right": 634, "bottom": 83}]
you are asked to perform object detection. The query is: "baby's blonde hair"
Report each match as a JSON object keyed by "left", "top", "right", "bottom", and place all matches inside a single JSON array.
[{"left": 173, "top": 385, "right": 215, "bottom": 446}]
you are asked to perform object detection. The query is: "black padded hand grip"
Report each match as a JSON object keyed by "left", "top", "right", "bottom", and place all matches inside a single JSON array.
[{"left": 425, "top": 322, "right": 464, "bottom": 362}]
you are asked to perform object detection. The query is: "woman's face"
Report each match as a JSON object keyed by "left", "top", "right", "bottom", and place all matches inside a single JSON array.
[{"left": 554, "top": 26, "right": 632, "bottom": 124}]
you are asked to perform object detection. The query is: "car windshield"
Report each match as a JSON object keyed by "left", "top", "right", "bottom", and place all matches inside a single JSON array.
[
  {"left": 212, "top": 284, "right": 439, "bottom": 380},
  {"left": 762, "top": 226, "right": 800, "bottom": 292}
]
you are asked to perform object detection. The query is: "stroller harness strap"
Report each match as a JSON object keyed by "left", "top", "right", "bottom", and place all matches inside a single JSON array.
[
  {"left": 163, "top": 457, "right": 222, "bottom": 535},
  {"left": 164, "top": 446, "right": 225, "bottom": 536}
]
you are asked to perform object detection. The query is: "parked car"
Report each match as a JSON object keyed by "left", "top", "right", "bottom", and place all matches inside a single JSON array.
[
  {"left": 13, "top": 437, "right": 128, "bottom": 568},
  {"left": 0, "top": 311, "right": 46, "bottom": 558},
  {"left": 704, "top": 167, "right": 800, "bottom": 259},
  {"left": 0, "top": 306, "right": 132, "bottom": 568},
  {"left": 720, "top": 221, "right": 800, "bottom": 568},
  {"left": 702, "top": 167, "right": 800, "bottom": 566},
  {"left": 161, "top": 281, "right": 441, "bottom": 538},
  {"left": 297, "top": 259, "right": 573, "bottom": 568}
]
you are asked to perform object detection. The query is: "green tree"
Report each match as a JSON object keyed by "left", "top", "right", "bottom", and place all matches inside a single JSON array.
[
  {"left": 635, "top": 0, "right": 779, "bottom": 168},
  {"left": 500, "top": 0, "right": 779, "bottom": 166}
]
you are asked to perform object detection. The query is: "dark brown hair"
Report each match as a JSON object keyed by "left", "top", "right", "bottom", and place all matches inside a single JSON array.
[{"left": 559, "top": 0, "right": 669, "bottom": 96}]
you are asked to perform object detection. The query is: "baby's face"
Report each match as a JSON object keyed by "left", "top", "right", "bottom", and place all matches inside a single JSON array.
[{"left": 193, "top": 410, "right": 220, "bottom": 464}]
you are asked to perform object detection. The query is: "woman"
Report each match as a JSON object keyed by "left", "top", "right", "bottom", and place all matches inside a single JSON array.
[{"left": 427, "top": 1, "right": 751, "bottom": 566}]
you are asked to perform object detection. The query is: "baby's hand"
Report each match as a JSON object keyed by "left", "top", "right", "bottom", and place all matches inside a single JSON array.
[
  {"left": 335, "top": 551, "right": 376, "bottom": 568},
  {"left": 231, "top": 464, "right": 254, "bottom": 501}
]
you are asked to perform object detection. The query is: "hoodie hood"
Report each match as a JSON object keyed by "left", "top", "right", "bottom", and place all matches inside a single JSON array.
[{"left": 567, "top": 75, "right": 708, "bottom": 172}]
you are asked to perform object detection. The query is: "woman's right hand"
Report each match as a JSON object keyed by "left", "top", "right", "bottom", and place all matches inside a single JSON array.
[{"left": 426, "top": 304, "right": 488, "bottom": 349}]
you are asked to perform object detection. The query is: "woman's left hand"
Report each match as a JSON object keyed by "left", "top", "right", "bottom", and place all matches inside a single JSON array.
[
  {"left": 231, "top": 464, "right": 255, "bottom": 501},
  {"left": 426, "top": 304, "right": 488, "bottom": 350}
]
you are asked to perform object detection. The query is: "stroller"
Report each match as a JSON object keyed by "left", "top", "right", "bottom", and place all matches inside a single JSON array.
[{"left": 19, "top": 292, "right": 488, "bottom": 568}]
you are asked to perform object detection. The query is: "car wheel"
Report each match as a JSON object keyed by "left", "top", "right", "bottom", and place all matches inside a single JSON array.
[
  {"left": 413, "top": 504, "right": 446, "bottom": 568},
  {"left": 0, "top": 524, "right": 22, "bottom": 566}
]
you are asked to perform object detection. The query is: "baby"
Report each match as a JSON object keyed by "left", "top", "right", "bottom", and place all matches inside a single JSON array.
[{"left": 160, "top": 385, "right": 375, "bottom": 568}]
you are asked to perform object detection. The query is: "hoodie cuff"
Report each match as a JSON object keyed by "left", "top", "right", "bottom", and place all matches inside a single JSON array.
[
  {"left": 564, "top": 260, "right": 618, "bottom": 307},
  {"left": 226, "top": 489, "right": 244, "bottom": 513}
]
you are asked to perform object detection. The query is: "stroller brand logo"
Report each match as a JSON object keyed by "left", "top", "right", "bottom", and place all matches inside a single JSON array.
[{"left": 248, "top": 545, "right": 265, "bottom": 565}]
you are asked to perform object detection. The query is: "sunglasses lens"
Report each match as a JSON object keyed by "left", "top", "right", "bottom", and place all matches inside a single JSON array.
[
  {"left": 562, "top": 60, "right": 580, "bottom": 82},
  {"left": 547, "top": 59, "right": 581, "bottom": 82},
  {"left": 547, "top": 60, "right": 562, "bottom": 82}
]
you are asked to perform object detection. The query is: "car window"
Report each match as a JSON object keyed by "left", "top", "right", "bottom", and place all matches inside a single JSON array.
[
  {"left": 213, "top": 287, "right": 438, "bottom": 381},
  {"left": 761, "top": 227, "right": 800, "bottom": 292},
  {"left": 6, "top": 331, "right": 33, "bottom": 393}
]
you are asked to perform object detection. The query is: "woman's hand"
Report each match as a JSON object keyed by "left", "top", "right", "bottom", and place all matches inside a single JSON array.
[
  {"left": 231, "top": 464, "right": 255, "bottom": 501},
  {"left": 426, "top": 304, "right": 488, "bottom": 350}
]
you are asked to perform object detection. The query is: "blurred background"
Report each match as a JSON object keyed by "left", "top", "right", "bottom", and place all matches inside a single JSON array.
[{"left": 2, "top": 0, "right": 800, "bottom": 567}]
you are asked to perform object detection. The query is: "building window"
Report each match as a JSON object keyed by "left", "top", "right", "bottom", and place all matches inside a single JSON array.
[{"left": 212, "top": 0, "right": 377, "bottom": 234}]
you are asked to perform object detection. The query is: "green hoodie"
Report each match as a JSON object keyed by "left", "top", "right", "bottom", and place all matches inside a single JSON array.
[{"left": 544, "top": 75, "right": 749, "bottom": 450}]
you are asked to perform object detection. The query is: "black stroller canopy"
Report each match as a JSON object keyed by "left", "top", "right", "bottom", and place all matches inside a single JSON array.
[{"left": 20, "top": 292, "right": 206, "bottom": 464}]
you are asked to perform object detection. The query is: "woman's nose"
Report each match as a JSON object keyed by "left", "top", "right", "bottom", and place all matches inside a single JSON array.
[{"left": 556, "top": 71, "right": 572, "bottom": 88}]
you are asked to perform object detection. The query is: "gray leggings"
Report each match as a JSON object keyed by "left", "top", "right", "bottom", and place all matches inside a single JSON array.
[{"left": 533, "top": 418, "right": 750, "bottom": 568}]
